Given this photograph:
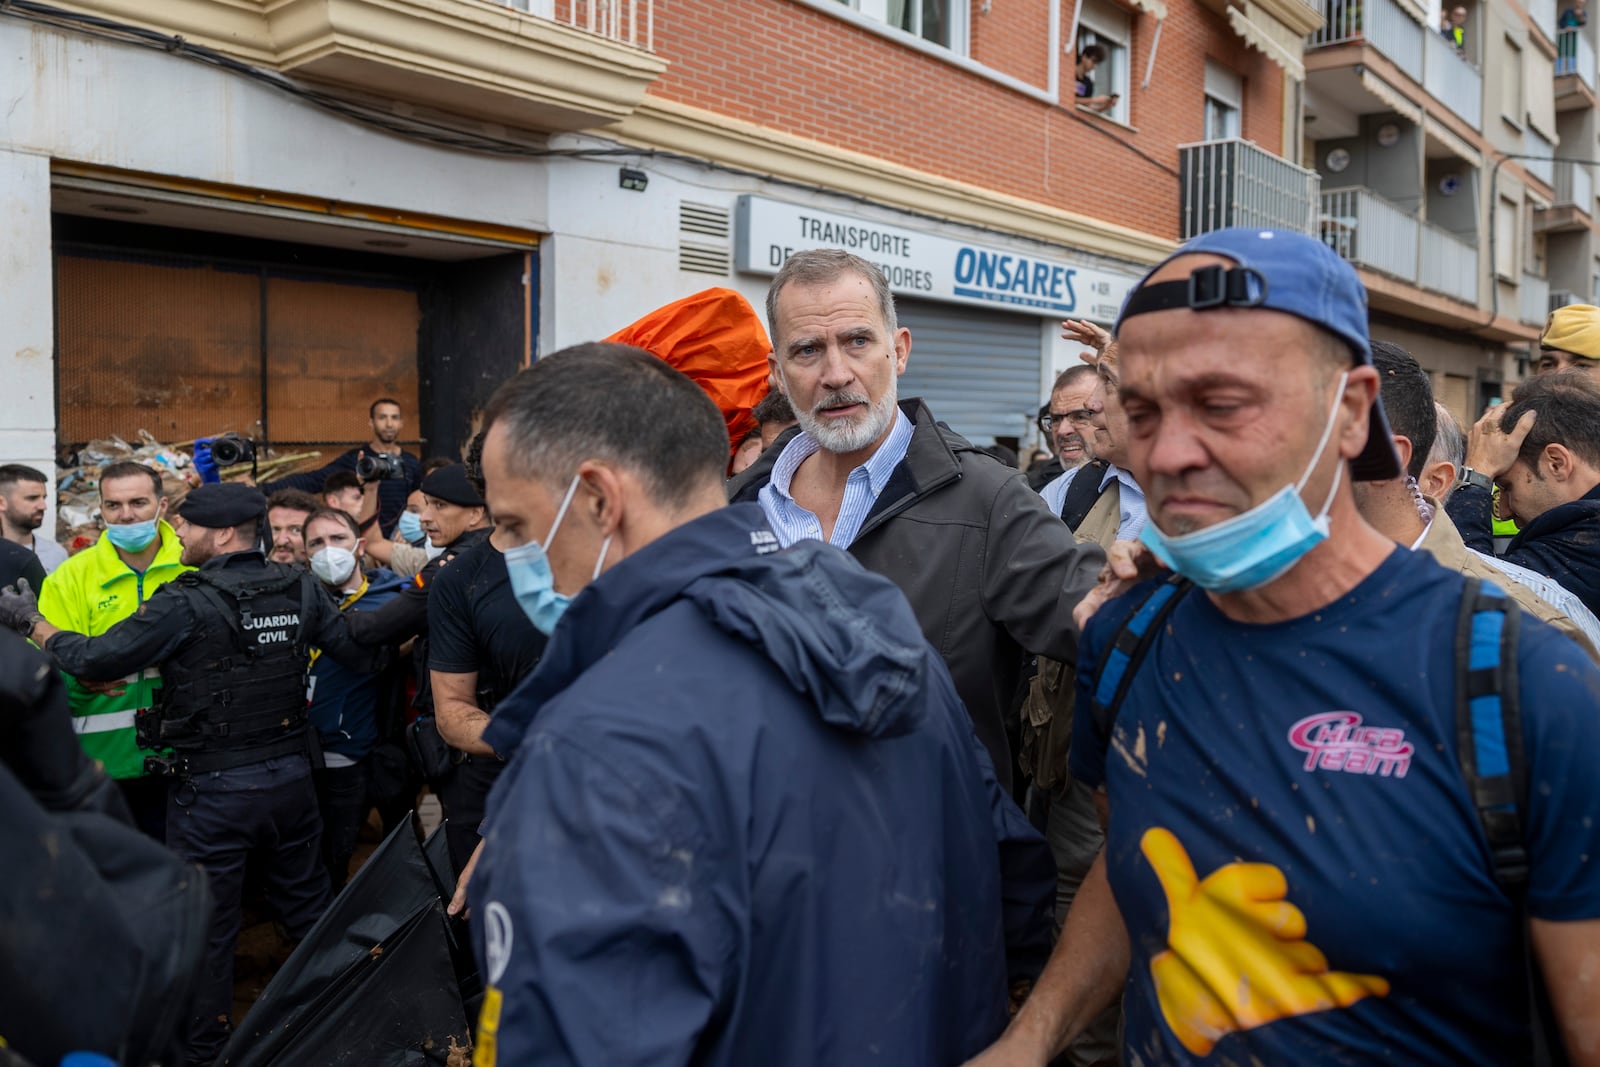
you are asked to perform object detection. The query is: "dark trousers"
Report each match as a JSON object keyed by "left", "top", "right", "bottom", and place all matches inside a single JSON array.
[
  {"left": 314, "top": 759, "right": 370, "bottom": 893},
  {"left": 435, "top": 756, "right": 505, "bottom": 877},
  {"left": 166, "top": 754, "right": 331, "bottom": 1063},
  {"left": 116, "top": 774, "right": 169, "bottom": 842}
]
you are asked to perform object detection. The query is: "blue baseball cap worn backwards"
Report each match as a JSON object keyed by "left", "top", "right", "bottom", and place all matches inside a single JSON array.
[{"left": 1115, "top": 227, "right": 1401, "bottom": 482}]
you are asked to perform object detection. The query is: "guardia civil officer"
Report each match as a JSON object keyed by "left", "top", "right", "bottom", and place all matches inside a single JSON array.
[{"left": 0, "top": 482, "right": 383, "bottom": 1064}]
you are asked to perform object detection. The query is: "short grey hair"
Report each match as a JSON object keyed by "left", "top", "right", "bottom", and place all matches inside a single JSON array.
[
  {"left": 1429, "top": 401, "right": 1466, "bottom": 469},
  {"left": 766, "top": 249, "right": 898, "bottom": 346}
]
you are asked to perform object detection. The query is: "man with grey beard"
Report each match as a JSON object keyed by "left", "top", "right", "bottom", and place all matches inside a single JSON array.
[{"left": 728, "top": 249, "right": 1106, "bottom": 788}]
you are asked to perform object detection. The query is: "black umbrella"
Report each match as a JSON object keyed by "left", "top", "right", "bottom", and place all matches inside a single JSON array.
[{"left": 219, "top": 815, "right": 481, "bottom": 1067}]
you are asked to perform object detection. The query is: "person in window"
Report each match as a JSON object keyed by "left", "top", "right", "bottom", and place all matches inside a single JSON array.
[
  {"left": 1561, "top": 0, "right": 1586, "bottom": 28},
  {"left": 1074, "top": 44, "right": 1118, "bottom": 113},
  {"left": 1442, "top": 6, "right": 1467, "bottom": 52}
]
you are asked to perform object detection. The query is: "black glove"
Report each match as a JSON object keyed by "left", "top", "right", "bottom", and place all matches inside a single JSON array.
[{"left": 0, "top": 577, "right": 42, "bottom": 635}]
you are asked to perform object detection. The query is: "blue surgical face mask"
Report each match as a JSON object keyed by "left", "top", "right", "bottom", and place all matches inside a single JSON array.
[
  {"left": 1140, "top": 371, "right": 1349, "bottom": 594},
  {"left": 504, "top": 475, "right": 612, "bottom": 636},
  {"left": 396, "top": 511, "right": 424, "bottom": 546},
  {"left": 105, "top": 518, "right": 159, "bottom": 552}
]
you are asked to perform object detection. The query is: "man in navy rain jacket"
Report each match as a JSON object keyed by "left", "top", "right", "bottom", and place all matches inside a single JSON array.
[{"left": 463, "top": 343, "right": 1055, "bottom": 1067}]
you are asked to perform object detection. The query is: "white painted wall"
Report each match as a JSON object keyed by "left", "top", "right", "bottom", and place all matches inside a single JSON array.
[{"left": 0, "top": 147, "right": 58, "bottom": 522}]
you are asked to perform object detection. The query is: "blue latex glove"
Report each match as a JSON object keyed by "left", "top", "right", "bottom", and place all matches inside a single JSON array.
[{"left": 192, "top": 438, "right": 220, "bottom": 484}]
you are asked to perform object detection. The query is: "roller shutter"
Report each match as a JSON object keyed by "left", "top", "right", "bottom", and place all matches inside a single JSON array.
[{"left": 895, "top": 298, "right": 1043, "bottom": 444}]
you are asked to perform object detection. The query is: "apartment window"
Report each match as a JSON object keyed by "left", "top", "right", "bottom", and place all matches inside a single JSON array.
[
  {"left": 1203, "top": 60, "right": 1243, "bottom": 141},
  {"left": 837, "top": 0, "right": 960, "bottom": 49},
  {"left": 1501, "top": 36, "right": 1525, "bottom": 128},
  {"left": 1077, "top": 0, "right": 1132, "bottom": 124},
  {"left": 1495, "top": 195, "right": 1519, "bottom": 280}
]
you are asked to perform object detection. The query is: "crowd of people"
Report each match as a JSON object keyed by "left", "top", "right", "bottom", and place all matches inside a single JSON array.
[{"left": 4, "top": 230, "right": 1600, "bottom": 1067}]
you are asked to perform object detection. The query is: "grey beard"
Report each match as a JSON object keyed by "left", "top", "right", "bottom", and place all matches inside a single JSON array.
[{"left": 793, "top": 377, "right": 899, "bottom": 455}]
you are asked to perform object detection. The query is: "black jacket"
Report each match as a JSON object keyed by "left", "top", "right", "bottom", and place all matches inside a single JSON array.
[
  {"left": 728, "top": 399, "right": 1106, "bottom": 788},
  {"left": 1446, "top": 481, "right": 1600, "bottom": 618}
]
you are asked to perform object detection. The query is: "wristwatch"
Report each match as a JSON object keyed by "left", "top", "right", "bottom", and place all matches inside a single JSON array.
[{"left": 1458, "top": 467, "right": 1494, "bottom": 493}]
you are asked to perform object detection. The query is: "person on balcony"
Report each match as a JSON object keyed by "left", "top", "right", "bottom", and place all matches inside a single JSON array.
[
  {"left": 1442, "top": 5, "right": 1468, "bottom": 52},
  {"left": 1560, "top": 0, "right": 1586, "bottom": 28}
]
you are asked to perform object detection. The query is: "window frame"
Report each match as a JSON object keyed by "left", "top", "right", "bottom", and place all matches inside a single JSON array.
[
  {"left": 836, "top": 0, "right": 970, "bottom": 54},
  {"left": 1500, "top": 34, "right": 1525, "bottom": 130},
  {"left": 1202, "top": 59, "right": 1244, "bottom": 140},
  {"left": 1077, "top": 0, "right": 1133, "bottom": 125}
]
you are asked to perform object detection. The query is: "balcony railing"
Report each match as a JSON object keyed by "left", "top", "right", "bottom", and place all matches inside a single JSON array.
[
  {"left": 492, "top": 0, "right": 655, "bottom": 49},
  {"left": 1179, "top": 139, "right": 1322, "bottom": 238},
  {"left": 1557, "top": 28, "right": 1596, "bottom": 90},
  {"left": 1552, "top": 289, "right": 1579, "bottom": 312},
  {"left": 1423, "top": 30, "right": 1483, "bottom": 127},
  {"left": 1530, "top": 0, "right": 1558, "bottom": 43},
  {"left": 1420, "top": 224, "right": 1479, "bottom": 303},
  {"left": 1321, "top": 187, "right": 1482, "bottom": 303},
  {"left": 1555, "top": 161, "right": 1595, "bottom": 213},
  {"left": 1520, "top": 273, "right": 1552, "bottom": 325},
  {"left": 1309, "top": 0, "right": 1424, "bottom": 73},
  {"left": 1320, "top": 187, "right": 1420, "bottom": 281}
]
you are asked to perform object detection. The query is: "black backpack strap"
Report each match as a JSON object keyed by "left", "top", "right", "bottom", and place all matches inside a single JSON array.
[
  {"left": 1453, "top": 578, "right": 1565, "bottom": 1065},
  {"left": 1087, "top": 574, "right": 1192, "bottom": 741},
  {"left": 1453, "top": 576, "right": 1528, "bottom": 887}
]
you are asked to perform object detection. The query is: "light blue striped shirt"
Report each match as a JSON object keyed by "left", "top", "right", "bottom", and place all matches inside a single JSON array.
[
  {"left": 1038, "top": 463, "right": 1148, "bottom": 541},
  {"left": 758, "top": 409, "right": 914, "bottom": 549},
  {"left": 1474, "top": 549, "right": 1600, "bottom": 653}
]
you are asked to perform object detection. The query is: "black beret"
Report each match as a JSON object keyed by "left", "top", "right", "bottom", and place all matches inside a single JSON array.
[
  {"left": 421, "top": 463, "right": 484, "bottom": 508},
  {"left": 176, "top": 483, "right": 267, "bottom": 529}
]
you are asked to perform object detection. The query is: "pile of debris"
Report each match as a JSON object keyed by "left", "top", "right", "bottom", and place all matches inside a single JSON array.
[{"left": 55, "top": 432, "right": 323, "bottom": 552}]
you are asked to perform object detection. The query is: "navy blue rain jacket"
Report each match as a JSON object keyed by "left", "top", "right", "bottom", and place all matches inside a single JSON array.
[{"left": 470, "top": 503, "right": 1054, "bottom": 1067}]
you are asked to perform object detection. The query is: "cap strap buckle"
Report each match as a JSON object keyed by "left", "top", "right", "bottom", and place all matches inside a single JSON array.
[{"left": 1122, "top": 265, "right": 1270, "bottom": 321}]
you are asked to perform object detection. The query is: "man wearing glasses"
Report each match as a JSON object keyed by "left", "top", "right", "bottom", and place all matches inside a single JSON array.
[
  {"left": 1028, "top": 366, "right": 1100, "bottom": 491},
  {"left": 1038, "top": 348, "right": 1147, "bottom": 543}
]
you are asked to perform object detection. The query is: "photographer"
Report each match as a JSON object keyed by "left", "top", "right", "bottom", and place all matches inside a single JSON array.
[{"left": 261, "top": 397, "right": 422, "bottom": 536}]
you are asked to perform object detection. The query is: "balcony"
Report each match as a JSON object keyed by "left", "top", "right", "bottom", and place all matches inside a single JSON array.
[
  {"left": 1552, "top": 289, "right": 1580, "bottom": 311},
  {"left": 1422, "top": 30, "right": 1482, "bottom": 128},
  {"left": 1555, "top": 161, "right": 1595, "bottom": 212},
  {"left": 1520, "top": 273, "right": 1552, "bottom": 325},
  {"left": 51, "top": 0, "right": 668, "bottom": 132},
  {"left": 1556, "top": 28, "right": 1597, "bottom": 95},
  {"left": 1320, "top": 186, "right": 1480, "bottom": 304},
  {"left": 1179, "top": 139, "right": 1322, "bottom": 238}
]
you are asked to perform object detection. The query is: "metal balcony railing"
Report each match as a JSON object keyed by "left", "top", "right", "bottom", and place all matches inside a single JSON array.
[
  {"left": 1520, "top": 273, "right": 1552, "bottom": 325},
  {"left": 1557, "top": 28, "right": 1595, "bottom": 89},
  {"left": 1423, "top": 30, "right": 1483, "bottom": 128},
  {"left": 491, "top": 0, "right": 655, "bottom": 49},
  {"left": 1555, "top": 161, "right": 1595, "bottom": 213},
  {"left": 1179, "top": 139, "right": 1322, "bottom": 238},
  {"left": 1551, "top": 288, "right": 1579, "bottom": 312},
  {"left": 1309, "top": 0, "right": 1424, "bottom": 73},
  {"left": 1320, "top": 187, "right": 1420, "bottom": 281},
  {"left": 1419, "top": 223, "right": 1479, "bottom": 303},
  {"left": 1320, "top": 187, "right": 1482, "bottom": 303}
]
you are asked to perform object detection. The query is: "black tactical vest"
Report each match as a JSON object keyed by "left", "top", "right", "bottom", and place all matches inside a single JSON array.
[{"left": 149, "top": 561, "right": 315, "bottom": 774}]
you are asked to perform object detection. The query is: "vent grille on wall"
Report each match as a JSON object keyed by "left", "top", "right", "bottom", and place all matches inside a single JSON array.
[{"left": 679, "top": 201, "right": 732, "bottom": 276}]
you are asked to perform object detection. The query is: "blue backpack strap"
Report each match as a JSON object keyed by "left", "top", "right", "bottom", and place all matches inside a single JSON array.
[
  {"left": 1453, "top": 576, "right": 1528, "bottom": 887},
  {"left": 1088, "top": 574, "right": 1191, "bottom": 742}
]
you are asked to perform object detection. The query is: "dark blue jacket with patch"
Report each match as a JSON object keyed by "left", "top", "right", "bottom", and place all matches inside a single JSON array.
[
  {"left": 306, "top": 567, "right": 405, "bottom": 761},
  {"left": 470, "top": 503, "right": 1054, "bottom": 1067}
]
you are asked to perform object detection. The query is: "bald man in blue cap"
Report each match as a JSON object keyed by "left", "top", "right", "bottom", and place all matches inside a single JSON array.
[
  {"left": 971, "top": 229, "right": 1600, "bottom": 1067},
  {"left": 0, "top": 480, "right": 386, "bottom": 1061}
]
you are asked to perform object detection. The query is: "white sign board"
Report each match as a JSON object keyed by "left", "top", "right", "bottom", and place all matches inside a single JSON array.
[{"left": 734, "top": 195, "right": 1139, "bottom": 323}]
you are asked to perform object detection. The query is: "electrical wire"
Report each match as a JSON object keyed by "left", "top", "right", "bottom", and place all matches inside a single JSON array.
[{"left": 4, "top": 0, "right": 1164, "bottom": 265}]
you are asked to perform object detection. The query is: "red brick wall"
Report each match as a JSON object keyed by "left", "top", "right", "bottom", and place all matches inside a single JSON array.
[{"left": 647, "top": 0, "right": 1286, "bottom": 242}]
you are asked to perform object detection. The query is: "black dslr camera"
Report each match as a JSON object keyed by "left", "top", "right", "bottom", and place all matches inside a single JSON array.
[
  {"left": 356, "top": 452, "right": 407, "bottom": 481},
  {"left": 209, "top": 432, "right": 258, "bottom": 468}
]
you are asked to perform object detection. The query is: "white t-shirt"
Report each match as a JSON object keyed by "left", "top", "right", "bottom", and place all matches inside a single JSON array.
[{"left": 30, "top": 535, "right": 68, "bottom": 575}]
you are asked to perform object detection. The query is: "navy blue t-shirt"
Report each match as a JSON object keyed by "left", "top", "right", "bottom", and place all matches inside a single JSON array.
[{"left": 1070, "top": 548, "right": 1600, "bottom": 1065}]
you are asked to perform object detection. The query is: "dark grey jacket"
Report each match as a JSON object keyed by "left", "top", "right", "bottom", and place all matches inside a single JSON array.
[{"left": 728, "top": 399, "right": 1106, "bottom": 788}]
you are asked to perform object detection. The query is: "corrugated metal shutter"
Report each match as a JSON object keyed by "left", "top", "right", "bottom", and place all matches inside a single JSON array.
[{"left": 896, "top": 298, "right": 1042, "bottom": 444}]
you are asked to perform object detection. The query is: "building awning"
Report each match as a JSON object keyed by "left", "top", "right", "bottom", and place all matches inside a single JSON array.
[
  {"left": 1424, "top": 115, "right": 1483, "bottom": 167},
  {"left": 1360, "top": 69, "right": 1423, "bottom": 124},
  {"left": 1130, "top": 0, "right": 1169, "bottom": 19},
  {"left": 1227, "top": 4, "right": 1306, "bottom": 80}
]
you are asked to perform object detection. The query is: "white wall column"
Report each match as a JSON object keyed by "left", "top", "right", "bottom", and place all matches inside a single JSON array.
[{"left": 0, "top": 147, "right": 58, "bottom": 522}]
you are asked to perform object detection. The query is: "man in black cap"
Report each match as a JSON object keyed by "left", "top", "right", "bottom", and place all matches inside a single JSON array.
[{"left": 0, "top": 481, "right": 383, "bottom": 1063}]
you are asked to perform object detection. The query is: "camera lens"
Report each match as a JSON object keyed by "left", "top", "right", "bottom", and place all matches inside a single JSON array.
[{"left": 212, "top": 438, "right": 242, "bottom": 466}]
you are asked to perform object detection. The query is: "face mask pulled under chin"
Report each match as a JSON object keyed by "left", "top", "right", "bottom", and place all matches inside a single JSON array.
[
  {"left": 505, "top": 474, "right": 611, "bottom": 637},
  {"left": 1139, "top": 372, "right": 1350, "bottom": 594}
]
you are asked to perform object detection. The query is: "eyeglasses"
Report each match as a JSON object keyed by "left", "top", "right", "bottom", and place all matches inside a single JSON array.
[{"left": 1038, "top": 409, "right": 1097, "bottom": 431}]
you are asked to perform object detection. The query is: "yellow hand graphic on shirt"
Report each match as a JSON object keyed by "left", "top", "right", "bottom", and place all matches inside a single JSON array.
[{"left": 1141, "top": 827, "right": 1390, "bottom": 1057}]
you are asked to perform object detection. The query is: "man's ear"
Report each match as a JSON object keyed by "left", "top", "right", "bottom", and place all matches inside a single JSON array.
[
  {"left": 1391, "top": 433, "right": 1415, "bottom": 475},
  {"left": 1543, "top": 442, "right": 1576, "bottom": 482},
  {"left": 580, "top": 462, "right": 627, "bottom": 537}
]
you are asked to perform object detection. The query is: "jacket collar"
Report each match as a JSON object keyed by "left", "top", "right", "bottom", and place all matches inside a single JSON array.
[
  {"left": 483, "top": 503, "right": 778, "bottom": 758},
  {"left": 725, "top": 398, "right": 969, "bottom": 540},
  {"left": 93, "top": 518, "right": 187, "bottom": 588}
]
